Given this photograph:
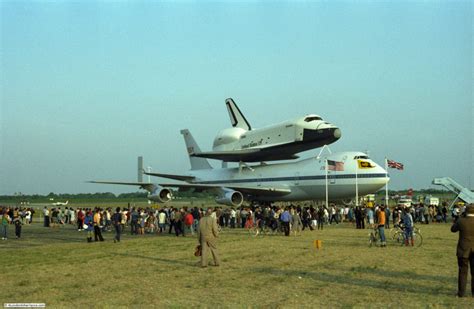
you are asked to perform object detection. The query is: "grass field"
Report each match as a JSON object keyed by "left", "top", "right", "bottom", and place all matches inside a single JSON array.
[{"left": 0, "top": 220, "right": 472, "bottom": 308}]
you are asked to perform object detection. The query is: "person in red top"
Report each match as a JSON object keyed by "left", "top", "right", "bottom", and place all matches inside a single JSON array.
[
  {"left": 184, "top": 212, "right": 194, "bottom": 235},
  {"left": 377, "top": 206, "right": 387, "bottom": 247},
  {"left": 77, "top": 208, "right": 85, "bottom": 231}
]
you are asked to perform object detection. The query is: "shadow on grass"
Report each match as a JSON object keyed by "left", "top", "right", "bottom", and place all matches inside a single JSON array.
[
  {"left": 112, "top": 252, "right": 195, "bottom": 267},
  {"left": 349, "top": 266, "right": 452, "bottom": 282},
  {"left": 251, "top": 266, "right": 453, "bottom": 297}
]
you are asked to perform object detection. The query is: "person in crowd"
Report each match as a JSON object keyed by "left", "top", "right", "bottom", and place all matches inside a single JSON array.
[
  {"left": 291, "top": 208, "right": 303, "bottom": 236},
  {"left": 24, "top": 209, "right": 31, "bottom": 225},
  {"left": 197, "top": 208, "right": 220, "bottom": 268},
  {"left": 301, "top": 207, "right": 311, "bottom": 231},
  {"left": 192, "top": 207, "right": 201, "bottom": 231},
  {"left": 174, "top": 208, "right": 184, "bottom": 236},
  {"left": 138, "top": 209, "right": 146, "bottom": 235},
  {"left": 77, "top": 208, "right": 85, "bottom": 231},
  {"left": 168, "top": 208, "right": 176, "bottom": 235},
  {"left": 121, "top": 208, "right": 128, "bottom": 229},
  {"left": 240, "top": 208, "right": 248, "bottom": 229},
  {"left": 280, "top": 207, "right": 291, "bottom": 236},
  {"left": 128, "top": 208, "right": 137, "bottom": 235},
  {"left": 158, "top": 210, "right": 166, "bottom": 234},
  {"left": 43, "top": 206, "right": 50, "bottom": 228},
  {"left": 229, "top": 207, "right": 236, "bottom": 229},
  {"left": 93, "top": 208, "right": 104, "bottom": 242},
  {"left": 450, "top": 204, "right": 474, "bottom": 298},
  {"left": 84, "top": 210, "right": 94, "bottom": 243},
  {"left": 402, "top": 207, "right": 414, "bottom": 246},
  {"left": 367, "top": 207, "right": 374, "bottom": 229},
  {"left": 317, "top": 207, "right": 324, "bottom": 230},
  {"left": 1, "top": 209, "right": 11, "bottom": 240},
  {"left": 376, "top": 206, "right": 387, "bottom": 247},
  {"left": 14, "top": 216, "right": 22, "bottom": 238},
  {"left": 310, "top": 207, "right": 318, "bottom": 230},
  {"left": 184, "top": 211, "right": 194, "bottom": 235},
  {"left": 112, "top": 207, "right": 123, "bottom": 243}
]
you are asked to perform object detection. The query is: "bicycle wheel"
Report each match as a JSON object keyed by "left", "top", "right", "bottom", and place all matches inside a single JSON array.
[
  {"left": 394, "top": 231, "right": 405, "bottom": 245},
  {"left": 369, "top": 233, "right": 375, "bottom": 247},
  {"left": 413, "top": 232, "right": 423, "bottom": 247},
  {"left": 388, "top": 228, "right": 397, "bottom": 239}
]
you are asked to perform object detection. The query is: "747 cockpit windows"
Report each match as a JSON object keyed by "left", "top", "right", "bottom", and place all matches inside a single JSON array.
[{"left": 354, "top": 155, "right": 370, "bottom": 160}]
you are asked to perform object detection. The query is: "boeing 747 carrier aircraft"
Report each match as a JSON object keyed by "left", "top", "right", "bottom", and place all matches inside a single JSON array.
[{"left": 90, "top": 130, "right": 389, "bottom": 207}]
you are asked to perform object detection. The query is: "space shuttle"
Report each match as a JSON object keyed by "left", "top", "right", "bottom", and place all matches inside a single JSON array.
[{"left": 189, "top": 98, "right": 341, "bottom": 162}]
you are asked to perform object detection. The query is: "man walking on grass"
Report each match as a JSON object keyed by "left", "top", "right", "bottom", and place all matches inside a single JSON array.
[
  {"left": 451, "top": 204, "right": 474, "bottom": 298},
  {"left": 197, "top": 208, "right": 220, "bottom": 268}
]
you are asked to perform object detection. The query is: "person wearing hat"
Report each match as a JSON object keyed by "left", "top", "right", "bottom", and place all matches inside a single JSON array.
[
  {"left": 451, "top": 203, "right": 474, "bottom": 297},
  {"left": 197, "top": 208, "right": 220, "bottom": 267}
]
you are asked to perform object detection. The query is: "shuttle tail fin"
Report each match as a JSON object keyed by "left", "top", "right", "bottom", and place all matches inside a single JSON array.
[
  {"left": 225, "top": 98, "right": 251, "bottom": 130},
  {"left": 180, "top": 129, "right": 213, "bottom": 170}
]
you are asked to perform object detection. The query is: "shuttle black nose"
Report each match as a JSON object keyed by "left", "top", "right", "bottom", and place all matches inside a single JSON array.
[{"left": 333, "top": 128, "right": 341, "bottom": 139}]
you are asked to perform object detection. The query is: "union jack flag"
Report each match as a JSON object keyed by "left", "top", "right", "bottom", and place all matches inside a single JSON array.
[{"left": 387, "top": 159, "right": 404, "bottom": 170}]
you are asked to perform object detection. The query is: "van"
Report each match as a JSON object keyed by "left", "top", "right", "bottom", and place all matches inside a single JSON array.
[
  {"left": 424, "top": 196, "right": 439, "bottom": 206},
  {"left": 398, "top": 196, "right": 412, "bottom": 208}
]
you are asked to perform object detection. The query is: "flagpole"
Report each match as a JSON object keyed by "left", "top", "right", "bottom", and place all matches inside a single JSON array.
[
  {"left": 385, "top": 158, "right": 389, "bottom": 208},
  {"left": 325, "top": 159, "right": 329, "bottom": 209},
  {"left": 355, "top": 161, "right": 359, "bottom": 207}
]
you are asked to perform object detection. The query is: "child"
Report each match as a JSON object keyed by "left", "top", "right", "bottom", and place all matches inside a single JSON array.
[
  {"left": 14, "top": 218, "right": 22, "bottom": 238},
  {"left": 84, "top": 211, "right": 94, "bottom": 243}
]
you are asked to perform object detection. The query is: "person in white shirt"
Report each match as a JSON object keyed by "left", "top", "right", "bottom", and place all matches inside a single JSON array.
[{"left": 43, "top": 207, "right": 50, "bottom": 227}]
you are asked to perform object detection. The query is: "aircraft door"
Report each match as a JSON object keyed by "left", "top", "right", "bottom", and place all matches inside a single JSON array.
[{"left": 294, "top": 172, "right": 300, "bottom": 185}]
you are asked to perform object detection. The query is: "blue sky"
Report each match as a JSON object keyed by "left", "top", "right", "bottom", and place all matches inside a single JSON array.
[{"left": 1, "top": 1, "right": 472, "bottom": 195}]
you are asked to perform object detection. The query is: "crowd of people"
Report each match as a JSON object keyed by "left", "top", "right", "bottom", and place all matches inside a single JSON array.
[{"left": 0, "top": 200, "right": 459, "bottom": 242}]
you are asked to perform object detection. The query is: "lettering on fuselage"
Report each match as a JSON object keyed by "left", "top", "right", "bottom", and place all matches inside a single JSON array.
[{"left": 241, "top": 139, "right": 264, "bottom": 149}]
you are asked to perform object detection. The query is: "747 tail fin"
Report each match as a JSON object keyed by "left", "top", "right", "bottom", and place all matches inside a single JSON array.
[{"left": 180, "top": 129, "right": 213, "bottom": 170}]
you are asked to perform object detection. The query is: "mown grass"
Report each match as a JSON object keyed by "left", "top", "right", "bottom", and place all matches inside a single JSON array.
[{"left": 0, "top": 221, "right": 472, "bottom": 308}]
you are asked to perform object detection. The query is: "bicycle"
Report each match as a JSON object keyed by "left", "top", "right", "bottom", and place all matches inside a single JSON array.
[
  {"left": 392, "top": 225, "right": 423, "bottom": 247},
  {"left": 368, "top": 227, "right": 380, "bottom": 247}
]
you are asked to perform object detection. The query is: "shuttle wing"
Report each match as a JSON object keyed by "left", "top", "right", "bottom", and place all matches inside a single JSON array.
[
  {"left": 191, "top": 149, "right": 299, "bottom": 162},
  {"left": 157, "top": 182, "right": 292, "bottom": 197}
]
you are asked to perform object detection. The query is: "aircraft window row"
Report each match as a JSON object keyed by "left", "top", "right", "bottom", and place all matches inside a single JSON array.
[
  {"left": 304, "top": 116, "right": 322, "bottom": 122},
  {"left": 354, "top": 155, "right": 369, "bottom": 159}
]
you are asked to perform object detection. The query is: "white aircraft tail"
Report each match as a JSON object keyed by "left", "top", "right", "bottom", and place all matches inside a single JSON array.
[
  {"left": 225, "top": 98, "right": 251, "bottom": 131},
  {"left": 180, "top": 129, "right": 213, "bottom": 170},
  {"left": 137, "top": 156, "right": 144, "bottom": 182}
]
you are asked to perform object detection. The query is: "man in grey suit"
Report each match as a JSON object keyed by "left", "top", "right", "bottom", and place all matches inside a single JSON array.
[
  {"left": 451, "top": 203, "right": 474, "bottom": 297},
  {"left": 198, "top": 208, "right": 220, "bottom": 268}
]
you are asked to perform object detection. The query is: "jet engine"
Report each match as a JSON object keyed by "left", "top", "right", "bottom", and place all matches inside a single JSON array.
[
  {"left": 215, "top": 190, "right": 244, "bottom": 207},
  {"left": 148, "top": 187, "right": 173, "bottom": 203},
  {"left": 342, "top": 198, "right": 355, "bottom": 206}
]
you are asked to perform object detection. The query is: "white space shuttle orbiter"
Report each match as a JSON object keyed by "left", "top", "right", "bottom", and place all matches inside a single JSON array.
[{"left": 189, "top": 98, "right": 341, "bottom": 162}]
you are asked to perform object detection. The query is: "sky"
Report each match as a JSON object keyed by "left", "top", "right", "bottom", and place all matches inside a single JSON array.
[{"left": 0, "top": 1, "right": 472, "bottom": 195}]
